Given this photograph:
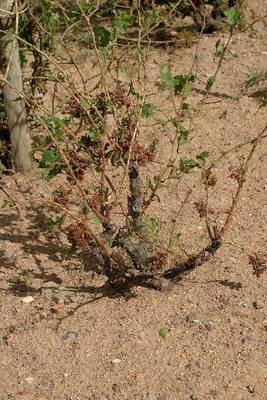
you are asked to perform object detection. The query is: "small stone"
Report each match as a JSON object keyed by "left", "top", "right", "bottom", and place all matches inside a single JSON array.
[
  {"left": 246, "top": 385, "right": 255, "bottom": 394},
  {"left": 62, "top": 331, "right": 78, "bottom": 341},
  {"left": 21, "top": 295, "right": 34, "bottom": 304},
  {"left": 205, "top": 322, "right": 214, "bottom": 332},
  {"left": 57, "top": 290, "right": 75, "bottom": 303},
  {"left": 24, "top": 376, "right": 35, "bottom": 385},
  {"left": 41, "top": 281, "right": 59, "bottom": 299},
  {"left": 111, "top": 358, "right": 121, "bottom": 364},
  {"left": 16, "top": 391, "right": 34, "bottom": 399},
  {"left": 50, "top": 304, "right": 65, "bottom": 314},
  {"left": 210, "top": 389, "right": 220, "bottom": 397},
  {"left": 186, "top": 313, "right": 200, "bottom": 324},
  {"left": 112, "top": 384, "right": 121, "bottom": 393},
  {"left": 9, "top": 253, "right": 18, "bottom": 262},
  {"left": 170, "top": 30, "right": 178, "bottom": 37},
  {"left": 39, "top": 381, "right": 55, "bottom": 389},
  {"left": 136, "top": 373, "right": 145, "bottom": 382},
  {"left": 42, "top": 281, "right": 59, "bottom": 289},
  {"left": 253, "top": 300, "right": 264, "bottom": 309},
  {"left": 52, "top": 293, "right": 65, "bottom": 305}
]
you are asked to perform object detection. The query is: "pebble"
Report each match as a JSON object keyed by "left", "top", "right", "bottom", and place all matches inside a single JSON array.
[
  {"left": 112, "top": 384, "right": 121, "bottom": 394},
  {"left": 41, "top": 281, "right": 59, "bottom": 300},
  {"left": 50, "top": 304, "right": 65, "bottom": 314},
  {"left": 16, "top": 391, "right": 34, "bottom": 399},
  {"left": 186, "top": 313, "right": 200, "bottom": 324},
  {"left": 136, "top": 372, "right": 145, "bottom": 382},
  {"left": 253, "top": 300, "right": 264, "bottom": 309},
  {"left": 24, "top": 376, "right": 35, "bottom": 385},
  {"left": 210, "top": 389, "right": 220, "bottom": 397},
  {"left": 111, "top": 358, "right": 121, "bottom": 364},
  {"left": 205, "top": 322, "right": 214, "bottom": 332},
  {"left": 53, "top": 293, "right": 65, "bottom": 305},
  {"left": 246, "top": 385, "right": 255, "bottom": 394},
  {"left": 21, "top": 295, "right": 34, "bottom": 304},
  {"left": 41, "top": 281, "right": 75, "bottom": 303},
  {"left": 9, "top": 253, "right": 18, "bottom": 262},
  {"left": 41, "top": 281, "right": 59, "bottom": 289},
  {"left": 62, "top": 331, "right": 79, "bottom": 341},
  {"left": 39, "top": 380, "right": 55, "bottom": 389},
  {"left": 53, "top": 291, "right": 75, "bottom": 304}
]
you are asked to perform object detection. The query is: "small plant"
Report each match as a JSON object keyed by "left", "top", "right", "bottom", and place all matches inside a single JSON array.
[
  {"left": 159, "top": 326, "right": 169, "bottom": 339},
  {"left": 249, "top": 253, "right": 267, "bottom": 278},
  {"left": 0, "top": 1, "right": 265, "bottom": 293},
  {"left": 244, "top": 69, "right": 267, "bottom": 107}
]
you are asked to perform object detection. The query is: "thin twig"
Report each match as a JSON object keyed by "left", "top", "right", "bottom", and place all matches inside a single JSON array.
[
  {"left": 0, "top": 185, "right": 20, "bottom": 214},
  {"left": 220, "top": 123, "right": 267, "bottom": 237}
]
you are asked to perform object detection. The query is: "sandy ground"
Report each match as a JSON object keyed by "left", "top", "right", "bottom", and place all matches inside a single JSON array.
[{"left": 0, "top": 1, "right": 267, "bottom": 399}]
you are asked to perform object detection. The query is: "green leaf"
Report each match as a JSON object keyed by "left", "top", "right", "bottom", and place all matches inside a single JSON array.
[
  {"left": 173, "top": 74, "right": 195, "bottom": 96},
  {"left": 40, "top": 148, "right": 61, "bottom": 167},
  {"left": 183, "top": 76, "right": 195, "bottom": 97},
  {"left": 1, "top": 30, "right": 13, "bottom": 41},
  {"left": 93, "top": 26, "right": 110, "bottom": 47},
  {"left": 178, "top": 125, "right": 189, "bottom": 147},
  {"left": 224, "top": 7, "right": 241, "bottom": 27},
  {"left": 196, "top": 151, "right": 209, "bottom": 167},
  {"left": 156, "top": 118, "right": 166, "bottom": 126},
  {"left": 44, "top": 116, "right": 64, "bottom": 140},
  {"left": 178, "top": 132, "right": 188, "bottom": 147},
  {"left": 19, "top": 50, "right": 27, "bottom": 69},
  {"left": 69, "top": 2, "right": 92, "bottom": 23},
  {"left": 143, "top": 8, "right": 159, "bottom": 28},
  {"left": 48, "top": 166, "right": 64, "bottom": 180},
  {"left": 159, "top": 63, "right": 175, "bottom": 88},
  {"left": 205, "top": 76, "right": 216, "bottom": 90},
  {"left": 129, "top": 80, "right": 137, "bottom": 95},
  {"left": 80, "top": 202, "right": 87, "bottom": 215},
  {"left": 196, "top": 151, "right": 209, "bottom": 159},
  {"left": 173, "top": 74, "right": 186, "bottom": 95},
  {"left": 1, "top": 199, "right": 9, "bottom": 209},
  {"left": 214, "top": 39, "right": 222, "bottom": 58},
  {"left": 88, "top": 127, "right": 98, "bottom": 139},
  {"left": 196, "top": 235, "right": 205, "bottom": 244},
  {"left": 80, "top": 96, "right": 90, "bottom": 110},
  {"left": 112, "top": 12, "right": 133, "bottom": 35},
  {"left": 169, "top": 117, "right": 177, "bottom": 128},
  {"left": 45, "top": 216, "right": 64, "bottom": 230},
  {"left": 143, "top": 214, "right": 158, "bottom": 239},
  {"left": 170, "top": 233, "right": 182, "bottom": 247},
  {"left": 84, "top": 33, "right": 92, "bottom": 44},
  {"left": 149, "top": 138, "right": 158, "bottom": 152},
  {"left": 159, "top": 326, "right": 169, "bottom": 339},
  {"left": 260, "top": 91, "right": 267, "bottom": 107},
  {"left": 142, "top": 102, "right": 157, "bottom": 117},
  {"left": 90, "top": 213, "right": 101, "bottom": 226},
  {"left": 180, "top": 159, "right": 199, "bottom": 173}
]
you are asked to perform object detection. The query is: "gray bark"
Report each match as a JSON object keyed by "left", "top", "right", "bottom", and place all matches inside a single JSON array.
[{"left": 0, "top": 0, "right": 34, "bottom": 174}]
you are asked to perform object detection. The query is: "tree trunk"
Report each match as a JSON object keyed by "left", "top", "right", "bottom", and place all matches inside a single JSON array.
[{"left": 0, "top": 0, "right": 34, "bottom": 174}]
